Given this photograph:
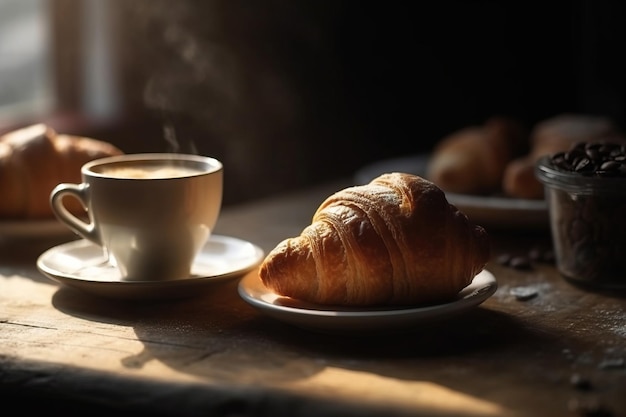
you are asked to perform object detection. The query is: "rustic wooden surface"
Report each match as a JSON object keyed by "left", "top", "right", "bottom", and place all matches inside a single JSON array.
[{"left": 1, "top": 179, "right": 625, "bottom": 417}]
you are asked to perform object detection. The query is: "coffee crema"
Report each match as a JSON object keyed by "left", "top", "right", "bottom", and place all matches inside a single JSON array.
[{"left": 101, "top": 166, "right": 202, "bottom": 179}]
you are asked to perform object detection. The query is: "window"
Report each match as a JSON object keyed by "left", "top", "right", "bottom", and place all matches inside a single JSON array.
[{"left": 0, "top": 0, "right": 53, "bottom": 122}]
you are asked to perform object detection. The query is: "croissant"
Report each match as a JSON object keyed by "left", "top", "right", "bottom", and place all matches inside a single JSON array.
[
  {"left": 259, "top": 173, "right": 490, "bottom": 307},
  {"left": 502, "top": 114, "right": 625, "bottom": 199},
  {"left": 0, "top": 123, "right": 123, "bottom": 219},
  {"left": 426, "top": 116, "right": 526, "bottom": 195}
]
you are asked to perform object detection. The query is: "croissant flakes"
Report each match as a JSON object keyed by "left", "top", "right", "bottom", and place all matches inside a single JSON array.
[{"left": 259, "top": 172, "right": 490, "bottom": 307}]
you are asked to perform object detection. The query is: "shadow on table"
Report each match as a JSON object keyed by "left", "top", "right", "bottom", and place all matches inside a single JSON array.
[{"left": 49, "top": 276, "right": 576, "bottom": 389}]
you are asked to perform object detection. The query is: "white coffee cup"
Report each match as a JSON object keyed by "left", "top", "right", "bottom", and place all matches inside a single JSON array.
[{"left": 50, "top": 153, "right": 223, "bottom": 281}]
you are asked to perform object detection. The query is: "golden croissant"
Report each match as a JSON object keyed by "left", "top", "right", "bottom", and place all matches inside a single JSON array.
[
  {"left": 259, "top": 172, "right": 490, "bottom": 307},
  {"left": 0, "top": 123, "right": 123, "bottom": 219}
]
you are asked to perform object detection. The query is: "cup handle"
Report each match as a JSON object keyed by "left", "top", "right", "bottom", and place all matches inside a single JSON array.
[{"left": 50, "top": 183, "right": 101, "bottom": 245}]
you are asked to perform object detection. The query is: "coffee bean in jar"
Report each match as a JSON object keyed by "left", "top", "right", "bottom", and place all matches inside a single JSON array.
[{"left": 535, "top": 141, "right": 626, "bottom": 290}]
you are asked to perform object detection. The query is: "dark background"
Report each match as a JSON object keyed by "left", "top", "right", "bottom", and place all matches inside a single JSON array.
[{"left": 7, "top": 1, "right": 626, "bottom": 205}]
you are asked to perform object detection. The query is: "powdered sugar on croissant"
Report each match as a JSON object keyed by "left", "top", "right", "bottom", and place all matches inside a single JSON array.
[{"left": 259, "top": 172, "right": 490, "bottom": 307}]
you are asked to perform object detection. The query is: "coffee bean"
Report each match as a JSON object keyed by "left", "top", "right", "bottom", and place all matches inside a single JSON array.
[
  {"left": 600, "top": 160, "right": 620, "bottom": 171},
  {"left": 598, "top": 358, "right": 625, "bottom": 370},
  {"left": 586, "top": 147, "right": 600, "bottom": 160},
  {"left": 528, "top": 248, "right": 542, "bottom": 262},
  {"left": 568, "top": 399, "right": 615, "bottom": 417},
  {"left": 510, "top": 286, "right": 538, "bottom": 301},
  {"left": 570, "top": 373, "right": 593, "bottom": 391},
  {"left": 509, "top": 256, "right": 532, "bottom": 270},
  {"left": 528, "top": 247, "right": 555, "bottom": 264},
  {"left": 553, "top": 141, "right": 626, "bottom": 178},
  {"left": 496, "top": 253, "right": 512, "bottom": 266},
  {"left": 574, "top": 157, "right": 593, "bottom": 173}
]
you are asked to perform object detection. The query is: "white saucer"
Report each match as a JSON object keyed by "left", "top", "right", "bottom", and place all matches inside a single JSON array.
[
  {"left": 37, "top": 235, "right": 265, "bottom": 300},
  {"left": 238, "top": 270, "right": 497, "bottom": 334}
]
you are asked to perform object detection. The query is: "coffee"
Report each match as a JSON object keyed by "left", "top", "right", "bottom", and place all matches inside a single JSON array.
[{"left": 101, "top": 165, "right": 202, "bottom": 179}]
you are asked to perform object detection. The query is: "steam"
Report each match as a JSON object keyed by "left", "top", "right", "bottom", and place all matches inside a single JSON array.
[
  {"left": 121, "top": 0, "right": 318, "bottom": 199},
  {"left": 144, "top": 74, "right": 203, "bottom": 154},
  {"left": 162, "top": 122, "right": 179, "bottom": 153},
  {"left": 131, "top": 1, "right": 229, "bottom": 155},
  {"left": 162, "top": 121, "right": 197, "bottom": 155}
]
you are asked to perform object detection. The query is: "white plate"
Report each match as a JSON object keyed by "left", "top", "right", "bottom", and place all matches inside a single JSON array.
[
  {"left": 0, "top": 219, "right": 74, "bottom": 240},
  {"left": 238, "top": 270, "right": 497, "bottom": 334},
  {"left": 354, "top": 154, "right": 548, "bottom": 230},
  {"left": 37, "top": 235, "right": 265, "bottom": 300}
]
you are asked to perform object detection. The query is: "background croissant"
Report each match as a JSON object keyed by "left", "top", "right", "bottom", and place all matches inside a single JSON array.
[
  {"left": 502, "top": 114, "right": 626, "bottom": 199},
  {"left": 259, "top": 172, "right": 490, "bottom": 307},
  {"left": 0, "top": 123, "right": 123, "bottom": 219},
  {"left": 426, "top": 116, "right": 526, "bottom": 195}
]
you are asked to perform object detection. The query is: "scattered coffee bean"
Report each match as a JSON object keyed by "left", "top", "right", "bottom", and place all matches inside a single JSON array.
[
  {"left": 570, "top": 373, "right": 593, "bottom": 391},
  {"left": 568, "top": 398, "right": 614, "bottom": 417},
  {"left": 528, "top": 247, "right": 555, "bottom": 264},
  {"left": 528, "top": 248, "right": 542, "bottom": 262},
  {"left": 496, "top": 246, "right": 556, "bottom": 271},
  {"left": 509, "top": 256, "right": 532, "bottom": 270},
  {"left": 509, "top": 286, "right": 538, "bottom": 301},
  {"left": 496, "top": 253, "right": 512, "bottom": 266},
  {"left": 598, "top": 358, "right": 625, "bottom": 370}
]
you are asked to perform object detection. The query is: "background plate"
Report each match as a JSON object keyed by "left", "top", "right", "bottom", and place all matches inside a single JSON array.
[{"left": 354, "top": 154, "right": 548, "bottom": 231}]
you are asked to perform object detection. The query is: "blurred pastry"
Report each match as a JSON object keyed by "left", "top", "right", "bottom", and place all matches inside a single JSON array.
[
  {"left": 259, "top": 172, "right": 490, "bottom": 307},
  {"left": 426, "top": 116, "right": 526, "bottom": 195},
  {"left": 502, "top": 114, "right": 625, "bottom": 199},
  {"left": 0, "top": 123, "right": 123, "bottom": 219}
]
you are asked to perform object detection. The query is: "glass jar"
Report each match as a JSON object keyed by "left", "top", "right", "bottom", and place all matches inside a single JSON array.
[{"left": 535, "top": 143, "right": 626, "bottom": 290}]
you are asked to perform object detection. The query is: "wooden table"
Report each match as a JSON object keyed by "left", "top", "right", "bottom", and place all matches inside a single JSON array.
[{"left": 1, "top": 179, "right": 624, "bottom": 417}]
